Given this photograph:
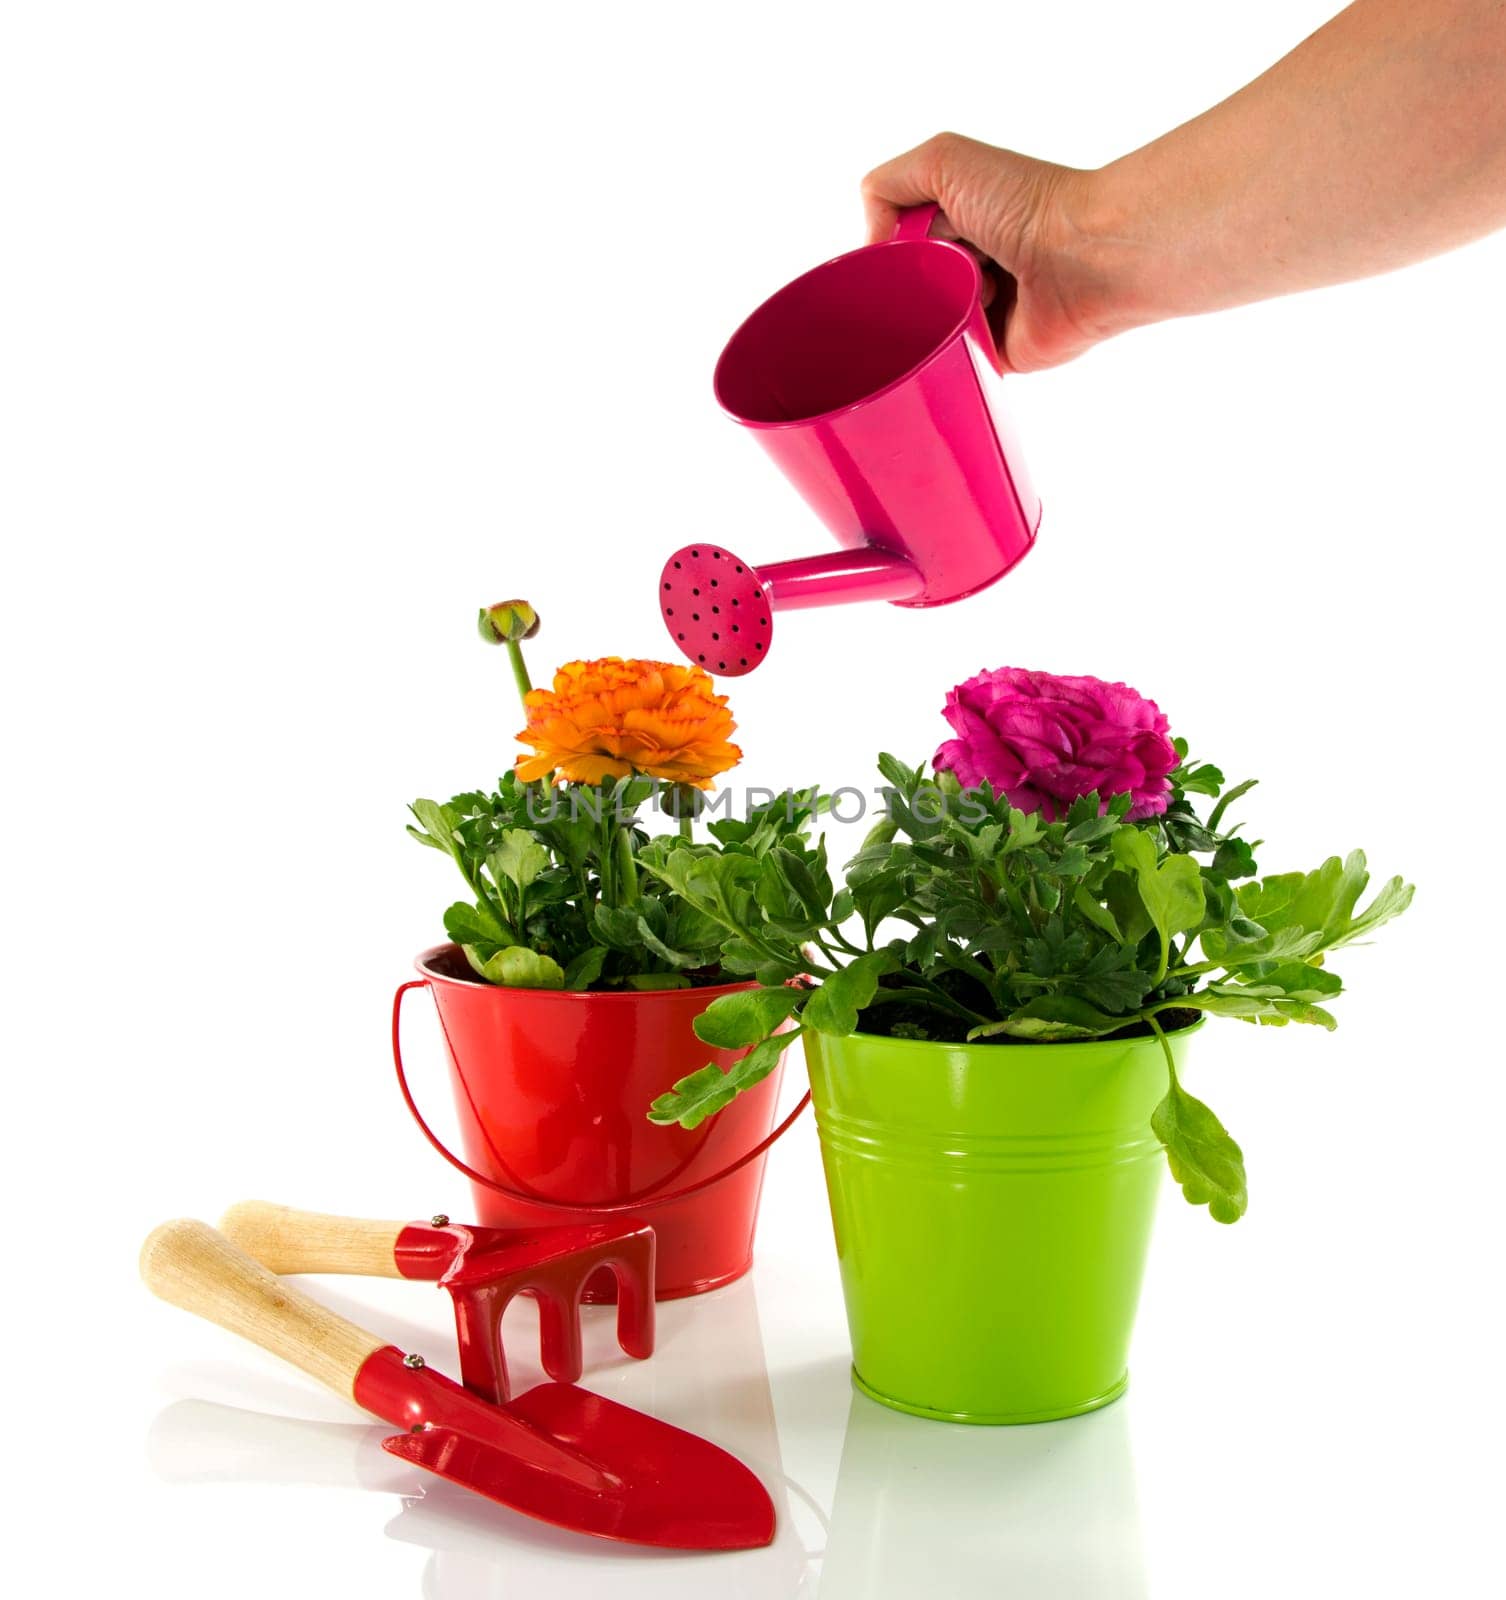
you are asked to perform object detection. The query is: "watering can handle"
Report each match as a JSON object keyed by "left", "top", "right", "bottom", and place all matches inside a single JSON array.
[
  {"left": 889, "top": 201, "right": 1004, "bottom": 371},
  {"left": 391, "top": 979, "right": 811, "bottom": 1213},
  {"left": 890, "top": 202, "right": 940, "bottom": 241}
]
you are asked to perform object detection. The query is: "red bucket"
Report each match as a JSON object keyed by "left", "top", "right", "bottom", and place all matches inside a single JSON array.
[{"left": 393, "top": 945, "right": 799, "bottom": 1300}]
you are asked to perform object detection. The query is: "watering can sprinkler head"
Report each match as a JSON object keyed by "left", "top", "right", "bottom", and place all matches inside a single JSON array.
[
  {"left": 659, "top": 203, "right": 1040, "bottom": 677},
  {"left": 659, "top": 543, "right": 924, "bottom": 677}
]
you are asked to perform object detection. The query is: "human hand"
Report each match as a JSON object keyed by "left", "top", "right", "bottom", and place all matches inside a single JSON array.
[
  {"left": 863, "top": 6, "right": 1506, "bottom": 373},
  {"left": 862, "top": 133, "right": 1132, "bottom": 373}
]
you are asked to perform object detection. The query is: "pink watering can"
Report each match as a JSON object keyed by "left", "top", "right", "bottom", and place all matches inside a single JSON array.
[{"left": 659, "top": 204, "right": 1041, "bottom": 676}]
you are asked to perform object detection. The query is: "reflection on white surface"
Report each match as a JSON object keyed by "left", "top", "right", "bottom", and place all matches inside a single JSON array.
[
  {"left": 149, "top": 1398, "right": 416, "bottom": 1494},
  {"left": 820, "top": 1392, "right": 1147, "bottom": 1600}
]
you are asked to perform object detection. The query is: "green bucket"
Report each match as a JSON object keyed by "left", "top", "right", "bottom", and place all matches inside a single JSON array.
[{"left": 804, "top": 1023, "right": 1197, "bottom": 1424}]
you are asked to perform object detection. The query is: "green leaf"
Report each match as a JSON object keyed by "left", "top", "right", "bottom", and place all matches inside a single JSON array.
[
  {"left": 684, "top": 852, "right": 763, "bottom": 920},
  {"left": 1072, "top": 943, "right": 1156, "bottom": 1012},
  {"left": 969, "top": 996, "right": 1124, "bottom": 1041},
  {"left": 1064, "top": 791, "right": 1105, "bottom": 829},
  {"left": 594, "top": 902, "right": 644, "bottom": 951},
  {"left": 647, "top": 1029, "right": 800, "bottom": 1128},
  {"left": 705, "top": 815, "right": 755, "bottom": 847},
  {"left": 1206, "top": 778, "right": 1258, "bottom": 834},
  {"left": 617, "top": 777, "right": 656, "bottom": 812},
  {"left": 1225, "top": 853, "right": 1413, "bottom": 960},
  {"left": 1111, "top": 828, "right": 1205, "bottom": 946},
  {"left": 877, "top": 752, "right": 923, "bottom": 798},
  {"left": 468, "top": 945, "right": 565, "bottom": 989},
  {"left": 1228, "top": 961, "right": 1342, "bottom": 1002},
  {"left": 775, "top": 844, "right": 832, "bottom": 922},
  {"left": 1051, "top": 844, "right": 1093, "bottom": 877},
  {"left": 887, "top": 783, "right": 948, "bottom": 840},
  {"left": 562, "top": 945, "right": 607, "bottom": 991},
  {"left": 717, "top": 937, "right": 768, "bottom": 973},
  {"left": 409, "top": 799, "right": 463, "bottom": 863},
  {"left": 693, "top": 986, "right": 802, "bottom": 1048},
  {"left": 1211, "top": 838, "right": 1258, "bottom": 880},
  {"left": 1152, "top": 1077, "right": 1248, "bottom": 1223},
  {"left": 1187, "top": 988, "right": 1338, "bottom": 1028},
  {"left": 1202, "top": 922, "right": 1326, "bottom": 968},
  {"left": 907, "top": 923, "right": 945, "bottom": 969},
  {"left": 1072, "top": 884, "right": 1123, "bottom": 942},
  {"left": 858, "top": 816, "right": 899, "bottom": 853},
  {"left": 634, "top": 915, "right": 701, "bottom": 969},
  {"left": 851, "top": 866, "right": 913, "bottom": 943},
  {"left": 443, "top": 901, "right": 512, "bottom": 948},
  {"left": 1343, "top": 873, "right": 1415, "bottom": 944},
  {"left": 1102, "top": 870, "right": 1153, "bottom": 945},
  {"left": 802, "top": 951, "right": 896, "bottom": 1036},
  {"left": 1173, "top": 760, "right": 1226, "bottom": 797},
  {"left": 535, "top": 807, "right": 595, "bottom": 874},
  {"left": 665, "top": 900, "right": 727, "bottom": 955},
  {"left": 1237, "top": 852, "right": 1368, "bottom": 944},
  {"left": 1001, "top": 808, "right": 1044, "bottom": 855},
  {"left": 1064, "top": 813, "right": 1119, "bottom": 846},
  {"left": 755, "top": 855, "right": 794, "bottom": 921},
  {"left": 489, "top": 829, "right": 550, "bottom": 892},
  {"left": 461, "top": 943, "right": 496, "bottom": 980},
  {"left": 623, "top": 972, "right": 691, "bottom": 990}
]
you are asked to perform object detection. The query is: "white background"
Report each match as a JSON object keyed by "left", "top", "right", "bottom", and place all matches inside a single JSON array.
[{"left": 4, "top": 2, "right": 1503, "bottom": 1595}]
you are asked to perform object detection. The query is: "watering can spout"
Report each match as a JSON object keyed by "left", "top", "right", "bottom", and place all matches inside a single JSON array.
[
  {"left": 658, "top": 543, "right": 923, "bottom": 676},
  {"left": 755, "top": 547, "right": 924, "bottom": 610}
]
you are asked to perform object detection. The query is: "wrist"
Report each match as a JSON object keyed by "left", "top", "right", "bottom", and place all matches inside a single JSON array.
[{"left": 1051, "top": 160, "right": 1185, "bottom": 340}]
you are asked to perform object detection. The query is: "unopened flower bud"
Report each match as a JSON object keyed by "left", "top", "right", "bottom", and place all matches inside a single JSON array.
[
  {"left": 662, "top": 782, "right": 707, "bottom": 821},
  {"left": 478, "top": 600, "right": 540, "bottom": 645}
]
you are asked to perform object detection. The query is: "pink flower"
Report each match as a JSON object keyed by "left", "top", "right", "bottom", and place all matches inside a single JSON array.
[{"left": 934, "top": 667, "right": 1177, "bottom": 821}]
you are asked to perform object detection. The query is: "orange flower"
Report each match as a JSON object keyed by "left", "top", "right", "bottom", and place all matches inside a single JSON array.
[{"left": 515, "top": 658, "right": 742, "bottom": 788}]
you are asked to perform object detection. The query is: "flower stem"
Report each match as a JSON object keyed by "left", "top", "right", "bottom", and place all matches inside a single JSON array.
[
  {"left": 1147, "top": 1012, "right": 1180, "bottom": 1094},
  {"left": 613, "top": 824, "right": 639, "bottom": 906},
  {"left": 505, "top": 640, "right": 533, "bottom": 707}
]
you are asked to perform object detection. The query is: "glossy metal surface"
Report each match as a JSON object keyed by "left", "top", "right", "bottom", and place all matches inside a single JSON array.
[
  {"left": 352, "top": 1345, "right": 776, "bottom": 1550},
  {"left": 662, "top": 203, "right": 1040, "bottom": 672},
  {"left": 804, "top": 1026, "right": 1198, "bottom": 1423},
  {"left": 393, "top": 1218, "right": 655, "bottom": 1405},
  {"left": 757, "top": 546, "right": 924, "bottom": 609},
  {"left": 400, "top": 946, "right": 788, "bottom": 1301}
]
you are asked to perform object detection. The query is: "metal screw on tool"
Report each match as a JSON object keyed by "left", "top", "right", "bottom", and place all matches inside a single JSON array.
[
  {"left": 430, "top": 1214, "right": 449, "bottom": 1227},
  {"left": 403, "top": 1353, "right": 426, "bottom": 1370}
]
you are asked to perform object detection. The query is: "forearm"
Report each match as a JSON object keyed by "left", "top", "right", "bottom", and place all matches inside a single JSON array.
[{"left": 1078, "top": 0, "right": 1506, "bottom": 330}]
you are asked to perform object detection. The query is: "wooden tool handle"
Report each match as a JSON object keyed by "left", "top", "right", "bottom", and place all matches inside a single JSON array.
[
  {"left": 140, "top": 1219, "right": 387, "bottom": 1401},
  {"left": 220, "top": 1201, "right": 408, "bottom": 1277}
]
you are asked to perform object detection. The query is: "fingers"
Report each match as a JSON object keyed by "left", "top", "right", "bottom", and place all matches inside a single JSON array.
[
  {"left": 860, "top": 133, "right": 1106, "bottom": 373},
  {"left": 862, "top": 131, "right": 1032, "bottom": 268},
  {"left": 861, "top": 132, "right": 963, "bottom": 243}
]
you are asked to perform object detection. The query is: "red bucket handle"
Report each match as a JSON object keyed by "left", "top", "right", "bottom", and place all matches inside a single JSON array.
[{"left": 392, "top": 978, "right": 811, "bottom": 1214}]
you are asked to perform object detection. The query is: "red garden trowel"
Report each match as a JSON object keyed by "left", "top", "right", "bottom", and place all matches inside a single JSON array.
[
  {"left": 141, "top": 1219, "right": 775, "bottom": 1550},
  {"left": 221, "top": 1200, "right": 655, "bottom": 1407}
]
